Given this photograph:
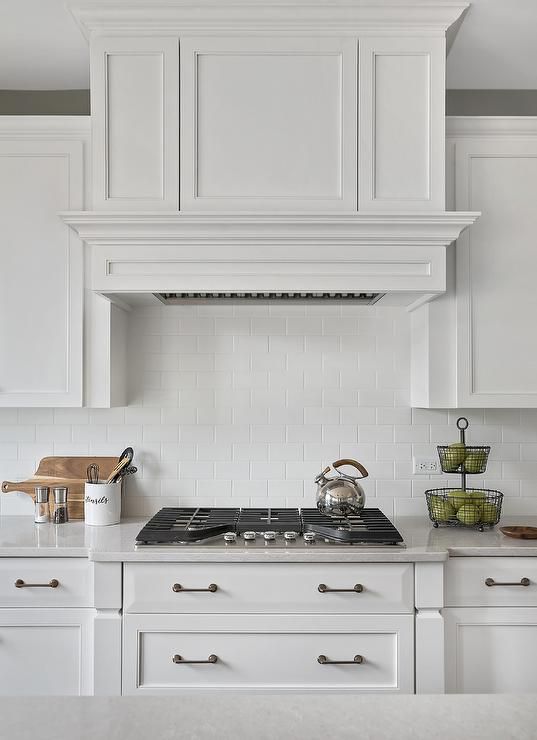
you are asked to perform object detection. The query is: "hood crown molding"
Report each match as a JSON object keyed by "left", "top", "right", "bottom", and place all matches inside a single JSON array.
[
  {"left": 69, "top": 1, "right": 469, "bottom": 37},
  {"left": 62, "top": 211, "right": 479, "bottom": 246}
]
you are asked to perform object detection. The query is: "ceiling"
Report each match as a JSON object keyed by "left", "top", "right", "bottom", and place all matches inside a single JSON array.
[{"left": 0, "top": 0, "right": 536, "bottom": 90}]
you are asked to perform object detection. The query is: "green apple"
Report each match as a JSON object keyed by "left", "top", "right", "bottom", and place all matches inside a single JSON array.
[
  {"left": 430, "top": 497, "right": 456, "bottom": 522},
  {"left": 447, "top": 490, "right": 470, "bottom": 511},
  {"left": 444, "top": 442, "right": 466, "bottom": 471},
  {"left": 457, "top": 503, "right": 482, "bottom": 525},
  {"left": 467, "top": 490, "right": 487, "bottom": 503},
  {"left": 480, "top": 502, "right": 498, "bottom": 524},
  {"left": 464, "top": 450, "right": 487, "bottom": 473}
]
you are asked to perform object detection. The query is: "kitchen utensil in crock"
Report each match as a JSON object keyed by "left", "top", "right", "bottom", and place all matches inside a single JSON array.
[
  {"left": 315, "top": 459, "right": 369, "bottom": 518},
  {"left": 106, "top": 447, "right": 134, "bottom": 484}
]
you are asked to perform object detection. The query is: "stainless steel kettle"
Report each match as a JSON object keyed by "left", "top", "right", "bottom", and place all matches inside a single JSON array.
[{"left": 315, "top": 459, "right": 369, "bottom": 517}]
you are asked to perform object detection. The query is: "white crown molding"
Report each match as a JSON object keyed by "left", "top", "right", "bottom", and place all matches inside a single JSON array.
[
  {"left": 447, "top": 116, "right": 537, "bottom": 138},
  {"left": 61, "top": 211, "right": 479, "bottom": 246},
  {"left": 68, "top": 1, "right": 469, "bottom": 39},
  {"left": 0, "top": 116, "right": 91, "bottom": 138}
]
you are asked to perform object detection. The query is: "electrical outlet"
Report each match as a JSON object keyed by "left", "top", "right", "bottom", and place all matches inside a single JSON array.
[{"left": 413, "top": 457, "right": 441, "bottom": 475}]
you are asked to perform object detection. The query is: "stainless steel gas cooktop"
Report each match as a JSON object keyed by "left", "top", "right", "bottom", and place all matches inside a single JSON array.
[{"left": 135, "top": 507, "right": 405, "bottom": 548}]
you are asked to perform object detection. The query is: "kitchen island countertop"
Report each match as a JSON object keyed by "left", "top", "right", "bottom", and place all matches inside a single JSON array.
[
  {"left": 1, "top": 694, "right": 536, "bottom": 740},
  {"left": 1, "top": 515, "right": 537, "bottom": 562}
]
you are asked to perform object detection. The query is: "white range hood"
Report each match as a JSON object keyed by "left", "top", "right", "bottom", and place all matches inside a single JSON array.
[{"left": 64, "top": 0, "right": 479, "bottom": 307}]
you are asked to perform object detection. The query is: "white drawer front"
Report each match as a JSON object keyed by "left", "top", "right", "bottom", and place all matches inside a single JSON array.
[
  {"left": 0, "top": 558, "right": 91, "bottom": 608},
  {"left": 445, "top": 557, "right": 537, "bottom": 607},
  {"left": 124, "top": 614, "right": 414, "bottom": 694},
  {"left": 124, "top": 562, "right": 414, "bottom": 614}
]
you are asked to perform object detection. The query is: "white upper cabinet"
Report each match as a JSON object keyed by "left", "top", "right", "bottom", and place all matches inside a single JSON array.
[
  {"left": 0, "top": 118, "right": 87, "bottom": 407},
  {"left": 79, "top": 1, "right": 465, "bottom": 213},
  {"left": 411, "top": 118, "right": 537, "bottom": 408}
]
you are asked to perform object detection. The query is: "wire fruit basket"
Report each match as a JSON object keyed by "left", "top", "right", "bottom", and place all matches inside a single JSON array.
[
  {"left": 425, "top": 488, "right": 503, "bottom": 530},
  {"left": 425, "top": 417, "right": 503, "bottom": 530},
  {"left": 437, "top": 444, "right": 490, "bottom": 474}
]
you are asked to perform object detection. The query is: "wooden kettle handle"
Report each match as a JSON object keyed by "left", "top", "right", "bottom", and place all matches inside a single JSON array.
[{"left": 322, "top": 459, "right": 369, "bottom": 480}]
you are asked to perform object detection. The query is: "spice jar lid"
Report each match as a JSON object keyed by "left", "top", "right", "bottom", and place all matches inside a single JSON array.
[
  {"left": 52, "top": 486, "right": 68, "bottom": 504},
  {"left": 35, "top": 486, "right": 49, "bottom": 503}
]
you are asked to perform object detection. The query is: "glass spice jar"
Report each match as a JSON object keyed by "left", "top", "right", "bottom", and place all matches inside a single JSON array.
[
  {"left": 34, "top": 486, "right": 49, "bottom": 524},
  {"left": 52, "top": 486, "right": 69, "bottom": 524}
]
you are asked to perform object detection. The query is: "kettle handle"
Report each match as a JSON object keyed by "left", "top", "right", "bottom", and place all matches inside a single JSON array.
[{"left": 321, "top": 459, "right": 369, "bottom": 480}]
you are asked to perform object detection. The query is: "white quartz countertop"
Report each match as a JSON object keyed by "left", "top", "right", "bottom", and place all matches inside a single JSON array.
[
  {"left": 2, "top": 515, "right": 537, "bottom": 561},
  {"left": 1, "top": 694, "right": 536, "bottom": 740}
]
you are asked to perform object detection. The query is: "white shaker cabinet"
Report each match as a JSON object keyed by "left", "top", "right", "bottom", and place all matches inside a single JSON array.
[
  {"left": 411, "top": 117, "right": 537, "bottom": 408},
  {"left": 123, "top": 562, "right": 414, "bottom": 694},
  {"left": 444, "top": 557, "right": 537, "bottom": 693},
  {"left": 0, "top": 558, "right": 122, "bottom": 696},
  {"left": 0, "top": 118, "right": 88, "bottom": 407}
]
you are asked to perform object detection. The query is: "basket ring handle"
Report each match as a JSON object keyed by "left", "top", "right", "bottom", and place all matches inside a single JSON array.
[{"left": 456, "top": 417, "right": 469, "bottom": 431}]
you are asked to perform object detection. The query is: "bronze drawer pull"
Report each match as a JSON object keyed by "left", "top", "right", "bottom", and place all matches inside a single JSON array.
[
  {"left": 318, "top": 654, "right": 363, "bottom": 665},
  {"left": 318, "top": 583, "right": 363, "bottom": 593},
  {"left": 172, "top": 654, "right": 218, "bottom": 664},
  {"left": 172, "top": 583, "right": 218, "bottom": 593},
  {"left": 15, "top": 578, "right": 59, "bottom": 589},
  {"left": 485, "top": 577, "right": 530, "bottom": 587}
]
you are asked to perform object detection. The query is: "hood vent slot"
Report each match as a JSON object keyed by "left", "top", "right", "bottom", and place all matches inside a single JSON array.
[{"left": 155, "top": 292, "right": 383, "bottom": 305}]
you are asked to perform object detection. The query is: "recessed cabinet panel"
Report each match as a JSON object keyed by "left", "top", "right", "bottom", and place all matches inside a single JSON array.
[
  {"left": 107, "top": 53, "right": 164, "bottom": 199},
  {"left": 373, "top": 53, "right": 430, "bottom": 200},
  {"left": 181, "top": 37, "right": 356, "bottom": 211},
  {"left": 359, "top": 37, "right": 445, "bottom": 211},
  {"left": 91, "top": 36, "right": 179, "bottom": 210},
  {"left": 0, "top": 135, "right": 83, "bottom": 406}
]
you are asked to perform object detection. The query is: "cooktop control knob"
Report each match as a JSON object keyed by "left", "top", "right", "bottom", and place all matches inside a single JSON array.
[
  {"left": 223, "top": 532, "right": 236, "bottom": 543},
  {"left": 264, "top": 531, "right": 276, "bottom": 541},
  {"left": 242, "top": 531, "right": 256, "bottom": 541},
  {"left": 303, "top": 532, "right": 316, "bottom": 543},
  {"left": 284, "top": 531, "right": 297, "bottom": 540}
]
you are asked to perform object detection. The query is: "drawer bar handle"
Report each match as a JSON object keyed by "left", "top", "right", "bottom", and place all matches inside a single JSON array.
[
  {"left": 485, "top": 577, "right": 530, "bottom": 587},
  {"left": 172, "top": 583, "right": 218, "bottom": 593},
  {"left": 318, "top": 654, "right": 363, "bottom": 665},
  {"left": 172, "top": 654, "right": 218, "bottom": 664},
  {"left": 318, "top": 583, "right": 363, "bottom": 593},
  {"left": 15, "top": 579, "right": 59, "bottom": 589}
]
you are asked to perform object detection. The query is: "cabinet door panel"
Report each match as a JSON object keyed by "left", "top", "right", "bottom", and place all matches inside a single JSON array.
[
  {"left": 0, "top": 609, "right": 93, "bottom": 695},
  {"left": 0, "top": 137, "right": 83, "bottom": 406},
  {"left": 445, "top": 607, "right": 537, "bottom": 693}
]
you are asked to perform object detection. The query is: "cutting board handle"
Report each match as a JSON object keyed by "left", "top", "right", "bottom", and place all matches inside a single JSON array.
[{"left": 1, "top": 481, "right": 15, "bottom": 493}]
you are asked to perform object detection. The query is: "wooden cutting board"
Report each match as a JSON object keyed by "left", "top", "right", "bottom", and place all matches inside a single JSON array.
[{"left": 1, "top": 456, "right": 120, "bottom": 520}]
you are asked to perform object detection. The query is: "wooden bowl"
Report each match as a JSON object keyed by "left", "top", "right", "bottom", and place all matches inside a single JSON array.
[{"left": 500, "top": 526, "right": 537, "bottom": 540}]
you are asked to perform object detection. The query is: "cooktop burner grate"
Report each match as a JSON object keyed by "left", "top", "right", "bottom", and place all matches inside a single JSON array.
[
  {"left": 135, "top": 507, "right": 240, "bottom": 544},
  {"left": 135, "top": 507, "right": 404, "bottom": 545},
  {"left": 236, "top": 508, "right": 301, "bottom": 534},
  {"left": 300, "top": 508, "right": 404, "bottom": 544}
]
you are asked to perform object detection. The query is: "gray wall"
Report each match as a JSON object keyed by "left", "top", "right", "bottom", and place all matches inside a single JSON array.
[
  {"left": 0, "top": 90, "right": 89, "bottom": 115},
  {"left": 2, "top": 88, "right": 537, "bottom": 116},
  {"left": 447, "top": 90, "right": 537, "bottom": 115}
]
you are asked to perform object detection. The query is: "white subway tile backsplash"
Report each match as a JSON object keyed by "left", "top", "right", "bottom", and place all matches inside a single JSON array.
[{"left": 1, "top": 305, "right": 536, "bottom": 517}]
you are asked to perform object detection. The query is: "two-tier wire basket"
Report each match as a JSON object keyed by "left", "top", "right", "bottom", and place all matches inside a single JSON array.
[{"left": 425, "top": 417, "right": 503, "bottom": 531}]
